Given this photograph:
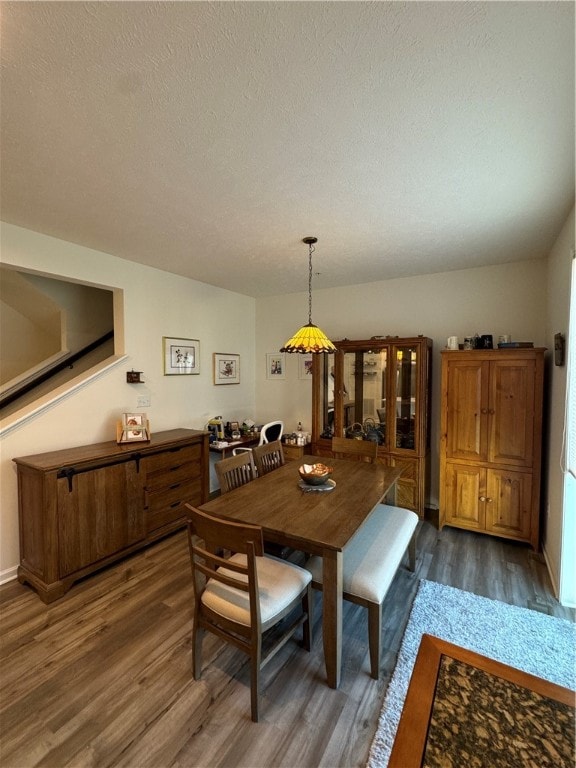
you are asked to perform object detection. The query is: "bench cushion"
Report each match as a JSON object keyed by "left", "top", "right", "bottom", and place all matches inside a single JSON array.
[{"left": 306, "top": 504, "right": 418, "bottom": 604}]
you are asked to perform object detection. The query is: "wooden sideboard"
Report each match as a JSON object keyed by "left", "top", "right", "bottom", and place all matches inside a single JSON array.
[{"left": 13, "top": 428, "right": 209, "bottom": 603}]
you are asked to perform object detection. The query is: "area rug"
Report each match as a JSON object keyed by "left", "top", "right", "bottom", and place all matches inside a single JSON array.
[{"left": 367, "top": 579, "right": 576, "bottom": 768}]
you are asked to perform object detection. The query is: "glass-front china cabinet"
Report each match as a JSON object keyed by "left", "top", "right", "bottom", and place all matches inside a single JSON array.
[{"left": 311, "top": 336, "right": 432, "bottom": 517}]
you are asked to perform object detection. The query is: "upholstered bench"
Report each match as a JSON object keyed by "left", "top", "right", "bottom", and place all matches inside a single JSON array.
[{"left": 306, "top": 504, "right": 418, "bottom": 679}]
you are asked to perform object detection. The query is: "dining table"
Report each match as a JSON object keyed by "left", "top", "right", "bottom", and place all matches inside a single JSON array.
[{"left": 199, "top": 454, "right": 404, "bottom": 689}]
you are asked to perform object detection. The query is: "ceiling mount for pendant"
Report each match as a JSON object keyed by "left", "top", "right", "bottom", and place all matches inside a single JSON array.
[{"left": 280, "top": 237, "right": 336, "bottom": 354}]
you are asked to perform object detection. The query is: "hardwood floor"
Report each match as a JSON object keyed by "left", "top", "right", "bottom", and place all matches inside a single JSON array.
[{"left": 0, "top": 518, "right": 573, "bottom": 768}]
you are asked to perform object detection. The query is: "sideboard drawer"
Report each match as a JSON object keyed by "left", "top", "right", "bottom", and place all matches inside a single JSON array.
[{"left": 145, "top": 478, "right": 202, "bottom": 531}]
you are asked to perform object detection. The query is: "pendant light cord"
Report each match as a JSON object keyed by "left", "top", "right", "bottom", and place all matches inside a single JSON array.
[{"left": 308, "top": 241, "right": 314, "bottom": 325}]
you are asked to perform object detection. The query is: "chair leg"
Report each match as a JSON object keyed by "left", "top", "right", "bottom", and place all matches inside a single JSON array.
[
  {"left": 367, "top": 602, "right": 382, "bottom": 680},
  {"left": 192, "top": 623, "right": 204, "bottom": 680},
  {"left": 407, "top": 532, "right": 417, "bottom": 572},
  {"left": 302, "top": 585, "right": 312, "bottom": 652},
  {"left": 250, "top": 640, "right": 262, "bottom": 722}
]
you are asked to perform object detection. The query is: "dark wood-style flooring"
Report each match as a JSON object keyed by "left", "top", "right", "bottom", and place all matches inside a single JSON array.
[{"left": 1, "top": 517, "right": 573, "bottom": 768}]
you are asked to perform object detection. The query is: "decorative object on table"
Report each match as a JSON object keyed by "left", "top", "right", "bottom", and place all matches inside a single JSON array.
[
  {"left": 117, "top": 412, "right": 150, "bottom": 443},
  {"left": 298, "top": 462, "right": 333, "bottom": 486},
  {"left": 213, "top": 352, "right": 240, "bottom": 384},
  {"left": 298, "top": 478, "right": 336, "bottom": 493},
  {"left": 480, "top": 334, "right": 493, "bottom": 348},
  {"left": 498, "top": 334, "right": 511, "bottom": 344},
  {"left": 367, "top": 580, "right": 576, "bottom": 768},
  {"left": 126, "top": 369, "right": 144, "bottom": 383},
  {"left": 298, "top": 354, "right": 313, "bottom": 378},
  {"left": 163, "top": 336, "right": 200, "bottom": 375},
  {"left": 206, "top": 416, "right": 225, "bottom": 440},
  {"left": 280, "top": 237, "right": 336, "bottom": 354},
  {"left": 497, "top": 340, "right": 534, "bottom": 348},
  {"left": 228, "top": 421, "right": 241, "bottom": 439},
  {"left": 266, "top": 352, "right": 285, "bottom": 379}
]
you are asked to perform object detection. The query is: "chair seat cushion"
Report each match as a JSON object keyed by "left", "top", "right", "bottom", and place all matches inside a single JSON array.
[
  {"left": 307, "top": 504, "right": 418, "bottom": 604},
  {"left": 202, "top": 554, "right": 311, "bottom": 630}
]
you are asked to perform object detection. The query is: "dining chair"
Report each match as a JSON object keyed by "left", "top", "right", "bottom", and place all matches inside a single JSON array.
[
  {"left": 186, "top": 504, "right": 313, "bottom": 722},
  {"left": 251, "top": 440, "right": 292, "bottom": 560},
  {"left": 331, "top": 436, "right": 378, "bottom": 463},
  {"left": 232, "top": 420, "right": 284, "bottom": 458},
  {"left": 252, "top": 440, "right": 285, "bottom": 477},
  {"left": 215, "top": 451, "right": 256, "bottom": 494}
]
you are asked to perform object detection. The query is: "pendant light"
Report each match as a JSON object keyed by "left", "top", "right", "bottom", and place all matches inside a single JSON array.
[{"left": 280, "top": 237, "right": 336, "bottom": 354}]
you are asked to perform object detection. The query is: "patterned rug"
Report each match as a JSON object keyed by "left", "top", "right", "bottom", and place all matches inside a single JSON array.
[{"left": 367, "top": 580, "right": 576, "bottom": 768}]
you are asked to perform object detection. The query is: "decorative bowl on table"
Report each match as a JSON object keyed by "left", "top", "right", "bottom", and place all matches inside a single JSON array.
[{"left": 298, "top": 463, "right": 333, "bottom": 486}]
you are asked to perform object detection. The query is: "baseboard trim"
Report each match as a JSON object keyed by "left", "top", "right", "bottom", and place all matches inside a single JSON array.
[{"left": 0, "top": 565, "right": 18, "bottom": 585}]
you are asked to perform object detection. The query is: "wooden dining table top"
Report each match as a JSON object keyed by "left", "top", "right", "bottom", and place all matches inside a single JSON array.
[{"left": 200, "top": 455, "right": 404, "bottom": 555}]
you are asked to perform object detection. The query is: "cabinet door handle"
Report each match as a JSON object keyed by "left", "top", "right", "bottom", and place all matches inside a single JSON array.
[
  {"left": 489, "top": 409, "right": 495, "bottom": 415},
  {"left": 169, "top": 482, "right": 181, "bottom": 490},
  {"left": 481, "top": 408, "right": 488, "bottom": 415},
  {"left": 479, "top": 495, "right": 486, "bottom": 502},
  {"left": 486, "top": 497, "right": 493, "bottom": 503}
]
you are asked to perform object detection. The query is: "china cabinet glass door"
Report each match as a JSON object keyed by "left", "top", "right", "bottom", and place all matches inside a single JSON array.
[
  {"left": 393, "top": 344, "right": 418, "bottom": 450},
  {"left": 319, "top": 346, "right": 388, "bottom": 443}
]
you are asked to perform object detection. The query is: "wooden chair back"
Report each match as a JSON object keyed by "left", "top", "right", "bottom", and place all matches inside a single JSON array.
[
  {"left": 252, "top": 440, "right": 285, "bottom": 477},
  {"left": 215, "top": 451, "right": 256, "bottom": 494},
  {"left": 331, "top": 436, "right": 378, "bottom": 463}
]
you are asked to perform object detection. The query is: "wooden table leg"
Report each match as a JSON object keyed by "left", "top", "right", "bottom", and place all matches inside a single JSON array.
[{"left": 322, "top": 548, "right": 343, "bottom": 688}]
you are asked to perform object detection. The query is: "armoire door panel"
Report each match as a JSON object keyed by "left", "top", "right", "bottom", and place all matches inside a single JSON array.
[
  {"left": 486, "top": 470, "right": 532, "bottom": 540},
  {"left": 444, "top": 463, "right": 485, "bottom": 530},
  {"left": 445, "top": 361, "right": 489, "bottom": 461},
  {"left": 489, "top": 360, "right": 535, "bottom": 467}
]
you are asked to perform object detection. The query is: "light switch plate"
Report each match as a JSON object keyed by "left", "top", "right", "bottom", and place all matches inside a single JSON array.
[{"left": 137, "top": 396, "right": 151, "bottom": 408}]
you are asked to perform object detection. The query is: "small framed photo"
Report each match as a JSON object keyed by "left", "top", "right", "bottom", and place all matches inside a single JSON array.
[
  {"left": 298, "top": 354, "right": 313, "bottom": 379},
  {"left": 266, "top": 353, "right": 285, "bottom": 380},
  {"left": 214, "top": 353, "right": 240, "bottom": 385},
  {"left": 230, "top": 421, "right": 240, "bottom": 432},
  {"left": 118, "top": 413, "right": 149, "bottom": 443},
  {"left": 163, "top": 337, "right": 200, "bottom": 375}
]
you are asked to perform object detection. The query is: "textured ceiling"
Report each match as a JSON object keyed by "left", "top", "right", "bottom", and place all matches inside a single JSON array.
[{"left": 1, "top": 1, "right": 574, "bottom": 298}]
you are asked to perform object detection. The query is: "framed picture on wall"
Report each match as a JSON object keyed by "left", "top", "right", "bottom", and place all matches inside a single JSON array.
[
  {"left": 298, "top": 354, "right": 313, "bottom": 379},
  {"left": 266, "top": 353, "right": 285, "bottom": 379},
  {"left": 213, "top": 353, "right": 240, "bottom": 385},
  {"left": 163, "top": 337, "right": 200, "bottom": 375}
]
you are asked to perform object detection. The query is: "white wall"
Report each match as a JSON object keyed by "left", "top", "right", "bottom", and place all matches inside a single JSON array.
[
  {"left": 543, "top": 205, "right": 575, "bottom": 601},
  {"left": 0, "top": 223, "right": 256, "bottom": 581},
  {"left": 256, "top": 259, "right": 548, "bottom": 509}
]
